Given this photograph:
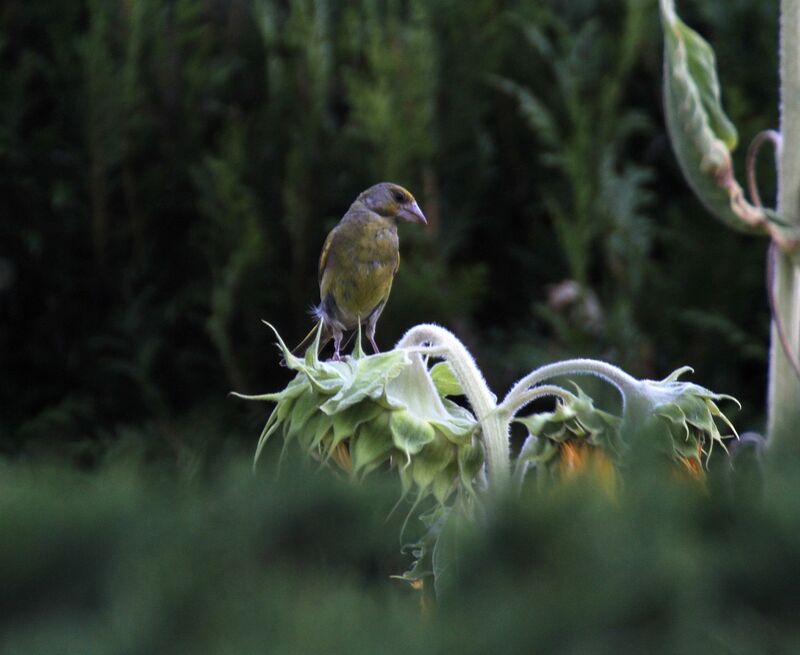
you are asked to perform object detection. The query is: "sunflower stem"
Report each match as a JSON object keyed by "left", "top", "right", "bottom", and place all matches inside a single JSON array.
[
  {"left": 500, "top": 385, "right": 579, "bottom": 420},
  {"left": 396, "top": 324, "right": 511, "bottom": 491},
  {"left": 502, "top": 358, "right": 640, "bottom": 414},
  {"left": 767, "top": 0, "right": 800, "bottom": 456}
]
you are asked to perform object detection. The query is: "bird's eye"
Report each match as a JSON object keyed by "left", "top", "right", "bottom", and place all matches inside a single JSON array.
[{"left": 392, "top": 191, "right": 405, "bottom": 203}]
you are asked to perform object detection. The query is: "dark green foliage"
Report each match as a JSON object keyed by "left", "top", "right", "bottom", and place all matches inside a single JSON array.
[
  {"left": 4, "top": 447, "right": 800, "bottom": 653},
  {"left": 0, "top": 0, "right": 776, "bottom": 452},
  {"left": 0, "top": 451, "right": 425, "bottom": 654},
  {"left": 438, "top": 464, "right": 800, "bottom": 654}
]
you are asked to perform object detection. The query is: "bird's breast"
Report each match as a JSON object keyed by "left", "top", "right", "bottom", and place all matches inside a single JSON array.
[{"left": 324, "top": 221, "right": 399, "bottom": 326}]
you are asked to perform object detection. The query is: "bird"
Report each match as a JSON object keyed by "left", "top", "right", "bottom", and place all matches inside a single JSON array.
[{"left": 293, "top": 182, "right": 427, "bottom": 360}]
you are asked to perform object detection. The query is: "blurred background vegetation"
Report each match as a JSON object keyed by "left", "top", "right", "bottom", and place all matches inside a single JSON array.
[
  {"left": 0, "top": 0, "right": 789, "bottom": 650},
  {"left": 1, "top": 0, "right": 777, "bottom": 458}
]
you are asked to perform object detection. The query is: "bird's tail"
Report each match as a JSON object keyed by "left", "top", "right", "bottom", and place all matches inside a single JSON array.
[{"left": 292, "top": 320, "right": 332, "bottom": 358}]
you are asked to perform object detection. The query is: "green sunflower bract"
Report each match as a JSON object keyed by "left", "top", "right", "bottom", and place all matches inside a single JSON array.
[{"left": 234, "top": 323, "right": 483, "bottom": 505}]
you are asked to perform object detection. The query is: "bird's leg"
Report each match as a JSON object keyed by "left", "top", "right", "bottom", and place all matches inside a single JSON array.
[
  {"left": 368, "top": 334, "right": 380, "bottom": 354},
  {"left": 366, "top": 321, "right": 380, "bottom": 354},
  {"left": 332, "top": 329, "right": 343, "bottom": 361}
]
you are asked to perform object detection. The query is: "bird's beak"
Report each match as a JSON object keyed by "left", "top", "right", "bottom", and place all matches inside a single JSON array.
[{"left": 399, "top": 200, "right": 427, "bottom": 225}]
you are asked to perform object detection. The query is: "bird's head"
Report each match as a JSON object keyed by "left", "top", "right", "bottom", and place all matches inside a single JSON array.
[{"left": 358, "top": 182, "right": 427, "bottom": 225}]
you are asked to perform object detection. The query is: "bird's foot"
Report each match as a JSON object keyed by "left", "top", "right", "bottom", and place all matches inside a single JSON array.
[{"left": 368, "top": 335, "right": 380, "bottom": 354}]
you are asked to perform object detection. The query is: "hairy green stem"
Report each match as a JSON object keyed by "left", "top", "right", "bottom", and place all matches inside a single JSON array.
[
  {"left": 500, "top": 385, "right": 578, "bottom": 419},
  {"left": 396, "top": 324, "right": 511, "bottom": 490},
  {"left": 503, "top": 358, "right": 639, "bottom": 411},
  {"left": 768, "top": 0, "right": 800, "bottom": 455}
]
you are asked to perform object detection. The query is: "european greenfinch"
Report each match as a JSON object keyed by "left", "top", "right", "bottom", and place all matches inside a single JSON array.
[{"left": 294, "top": 182, "right": 427, "bottom": 360}]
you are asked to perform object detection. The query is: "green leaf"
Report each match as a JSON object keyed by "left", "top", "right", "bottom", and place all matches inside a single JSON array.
[
  {"left": 673, "top": 430, "right": 701, "bottom": 459},
  {"left": 320, "top": 350, "right": 410, "bottom": 414},
  {"left": 351, "top": 413, "right": 394, "bottom": 477},
  {"left": 640, "top": 414, "right": 680, "bottom": 456},
  {"left": 411, "top": 433, "right": 455, "bottom": 494},
  {"left": 655, "top": 403, "right": 689, "bottom": 436},
  {"left": 680, "top": 397, "right": 716, "bottom": 434},
  {"left": 432, "top": 507, "right": 468, "bottom": 600},
  {"left": 303, "top": 411, "right": 334, "bottom": 452},
  {"left": 304, "top": 360, "right": 350, "bottom": 395},
  {"left": 457, "top": 437, "right": 484, "bottom": 496},
  {"left": 386, "top": 355, "right": 448, "bottom": 418},
  {"left": 429, "top": 399, "right": 477, "bottom": 445},
  {"left": 261, "top": 321, "right": 305, "bottom": 371},
  {"left": 394, "top": 506, "right": 449, "bottom": 586},
  {"left": 330, "top": 401, "right": 384, "bottom": 447},
  {"left": 660, "top": 0, "right": 766, "bottom": 235},
  {"left": 518, "top": 439, "right": 560, "bottom": 469},
  {"left": 253, "top": 411, "right": 283, "bottom": 466},
  {"left": 515, "top": 412, "right": 556, "bottom": 438},
  {"left": 285, "top": 389, "right": 323, "bottom": 441},
  {"left": 390, "top": 409, "right": 436, "bottom": 458},
  {"left": 432, "top": 463, "right": 458, "bottom": 505},
  {"left": 661, "top": 365, "right": 694, "bottom": 383},
  {"left": 430, "top": 361, "right": 464, "bottom": 397}
]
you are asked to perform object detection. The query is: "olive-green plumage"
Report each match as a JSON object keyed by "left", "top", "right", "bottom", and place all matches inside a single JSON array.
[{"left": 294, "top": 182, "right": 427, "bottom": 359}]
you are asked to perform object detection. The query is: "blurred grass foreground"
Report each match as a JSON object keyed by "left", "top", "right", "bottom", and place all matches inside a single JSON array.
[{"left": 3, "top": 446, "right": 800, "bottom": 654}]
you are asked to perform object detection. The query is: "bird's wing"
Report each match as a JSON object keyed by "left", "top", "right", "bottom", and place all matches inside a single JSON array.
[
  {"left": 318, "top": 202, "right": 368, "bottom": 294},
  {"left": 318, "top": 227, "right": 337, "bottom": 287}
]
